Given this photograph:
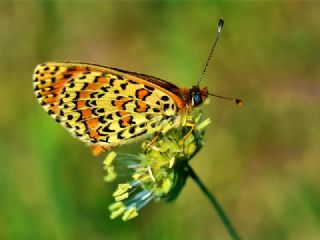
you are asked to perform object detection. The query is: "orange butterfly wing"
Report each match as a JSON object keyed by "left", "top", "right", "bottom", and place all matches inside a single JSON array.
[{"left": 33, "top": 62, "right": 185, "bottom": 153}]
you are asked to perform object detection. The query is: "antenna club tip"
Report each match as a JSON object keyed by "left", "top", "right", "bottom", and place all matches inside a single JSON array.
[
  {"left": 218, "top": 18, "right": 224, "bottom": 32},
  {"left": 234, "top": 98, "right": 243, "bottom": 107}
]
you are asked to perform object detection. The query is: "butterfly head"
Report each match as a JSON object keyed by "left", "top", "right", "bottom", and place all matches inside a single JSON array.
[
  {"left": 190, "top": 86, "right": 208, "bottom": 107},
  {"left": 189, "top": 85, "right": 243, "bottom": 107}
]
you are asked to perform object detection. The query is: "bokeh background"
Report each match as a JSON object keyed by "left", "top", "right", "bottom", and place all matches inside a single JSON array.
[{"left": 1, "top": 1, "right": 319, "bottom": 239}]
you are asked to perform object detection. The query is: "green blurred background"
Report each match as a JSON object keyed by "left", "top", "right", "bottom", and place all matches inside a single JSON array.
[{"left": 1, "top": 1, "right": 319, "bottom": 239}]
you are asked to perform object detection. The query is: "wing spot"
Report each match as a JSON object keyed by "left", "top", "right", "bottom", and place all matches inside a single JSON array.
[
  {"left": 99, "top": 116, "right": 107, "bottom": 124},
  {"left": 64, "top": 73, "right": 72, "bottom": 78},
  {"left": 161, "top": 96, "right": 170, "bottom": 101},
  {"left": 81, "top": 109, "right": 92, "bottom": 119},
  {"left": 109, "top": 78, "right": 116, "bottom": 86},
  {"left": 101, "top": 86, "right": 109, "bottom": 92},
  {"left": 119, "top": 115, "right": 133, "bottom": 128},
  {"left": 134, "top": 100, "right": 149, "bottom": 113},
  {"left": 163, "top": 103, "right": 170, "bottom": 110},
  {"left": 81, "top": 83, "right": 89, "bottom": 90},
  {"left": 135, "top": 89, "right": 151, "bottom": 101},
  {"left": 113, "top": 97, "right": 133, "bottom": 110},
  {"left": 128, "top": 80, "right": 138, "bottom": 84},
  {"left": 77, "top": 100, "right": 85, "bottom": 109},
  {"left": 144, "top": 85, "right": 155, "bottom": 91},
  {"left": 102, "top": 123, "right": 115, "bottom": 133},
  {"left": 120, "top": 83, "right": 128, "bottom": 90},
  {"left": 117, "top": 131, "right": 125, "bottom": 140},
  {"left": 129, "top": 126, "right": 136, "bottom": 134},
  {"left": 85, "top": 100, "right": 92, "bottom": 107},
  {"left": 93, "top": 76, "right": 100, "bottom": 83}
]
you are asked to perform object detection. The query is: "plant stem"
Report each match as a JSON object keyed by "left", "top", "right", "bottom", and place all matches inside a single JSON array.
[{"left": 187, "top": 164, "right": 241, "bottom": 240}]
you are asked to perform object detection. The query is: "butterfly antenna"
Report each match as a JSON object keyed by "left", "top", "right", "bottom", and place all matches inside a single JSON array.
[
  {"left": 196, "top": 18, "right": 224, "bottom": 87},
  {"left": 203, "top": 92, "right": 243, "bottom": 107}
]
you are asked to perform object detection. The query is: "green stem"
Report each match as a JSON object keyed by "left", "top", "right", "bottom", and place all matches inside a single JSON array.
[{"left": 187, "top": 165, "right": 241, "bottom": 240}]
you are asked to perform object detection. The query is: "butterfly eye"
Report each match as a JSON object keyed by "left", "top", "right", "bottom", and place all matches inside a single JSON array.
[{"left": 192, "top": 92, "right": 202, "bottom": 106}]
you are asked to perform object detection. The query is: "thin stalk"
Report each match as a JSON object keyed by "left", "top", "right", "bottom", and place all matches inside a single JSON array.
[{"left": 187, "top": 165, "right": 241, "bottom": 240}]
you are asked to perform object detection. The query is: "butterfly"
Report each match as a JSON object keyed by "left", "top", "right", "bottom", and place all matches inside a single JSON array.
[
  {"left": 33, "top": 19, "right": 240, "bottom": 156},
  {"left": 33, "top": 61, "right": 209, "bottom": 155}
]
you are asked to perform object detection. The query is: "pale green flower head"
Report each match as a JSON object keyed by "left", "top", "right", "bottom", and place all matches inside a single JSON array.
[{"left": 104, "top": 107, "right": 211, "bottom": 221}]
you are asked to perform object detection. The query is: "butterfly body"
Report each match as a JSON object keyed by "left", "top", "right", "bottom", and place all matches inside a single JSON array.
[{"left": 33, "top": 62, "right": 208, "bottom": 154}]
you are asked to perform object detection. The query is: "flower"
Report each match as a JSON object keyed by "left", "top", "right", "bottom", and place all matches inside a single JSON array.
[{"left": 104, "top": 108, "right": 211, "bottom": 221}]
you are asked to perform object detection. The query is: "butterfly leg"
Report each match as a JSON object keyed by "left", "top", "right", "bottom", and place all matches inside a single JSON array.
[
  {"left": 179, "top": 119, "right": 196, "bottom": 152},
  {"left": 181, "top": 122, "right": 195, "bottom": 143},
  {"left": 144, "top": 128, "right": 164, "bottom": 153}
]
